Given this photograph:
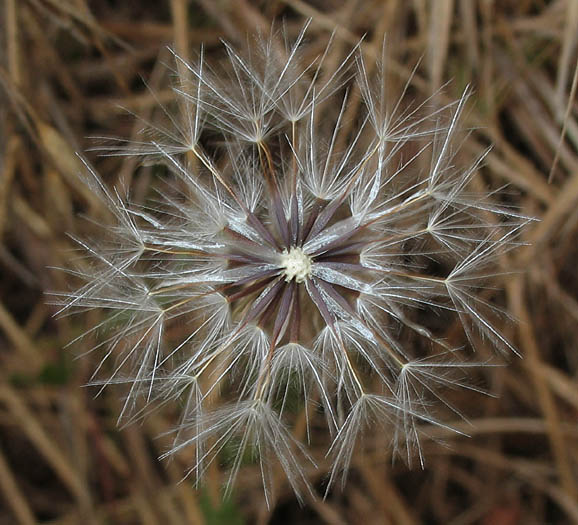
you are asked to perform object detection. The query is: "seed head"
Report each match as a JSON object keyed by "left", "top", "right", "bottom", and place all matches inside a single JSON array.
[{"left": 60, "top": 24, "right": 530, "bottom": 503}]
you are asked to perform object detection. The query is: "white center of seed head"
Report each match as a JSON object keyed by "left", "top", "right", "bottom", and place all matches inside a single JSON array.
[{"left": 280, "top": 247, "right": 312, "bottom": 283}]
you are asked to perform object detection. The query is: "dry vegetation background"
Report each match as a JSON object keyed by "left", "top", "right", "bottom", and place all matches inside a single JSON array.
[{"left": 1, "top": 0, "right": 578, "bottom": 524}]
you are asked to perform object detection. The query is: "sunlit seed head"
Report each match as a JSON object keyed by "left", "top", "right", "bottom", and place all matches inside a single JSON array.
[
  {"left": 280, "top": 247, "right": 312, "bottom": 283},
  {"left": 63, "top": 26, "right": 531, "bottom": 503}
]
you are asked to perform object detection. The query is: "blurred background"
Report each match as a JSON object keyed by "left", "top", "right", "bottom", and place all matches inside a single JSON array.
[{"left": 1, "top": 1, "right": 577, "bottom": 523}]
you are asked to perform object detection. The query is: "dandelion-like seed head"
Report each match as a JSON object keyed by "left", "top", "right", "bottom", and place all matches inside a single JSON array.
[{"left": 61, "top": 24, "right": 530, "bottom": 503}]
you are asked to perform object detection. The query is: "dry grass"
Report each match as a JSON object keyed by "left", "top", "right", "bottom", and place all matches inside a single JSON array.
[{"left": 1, "top": 1, "right": 577, "bottom": 523}]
